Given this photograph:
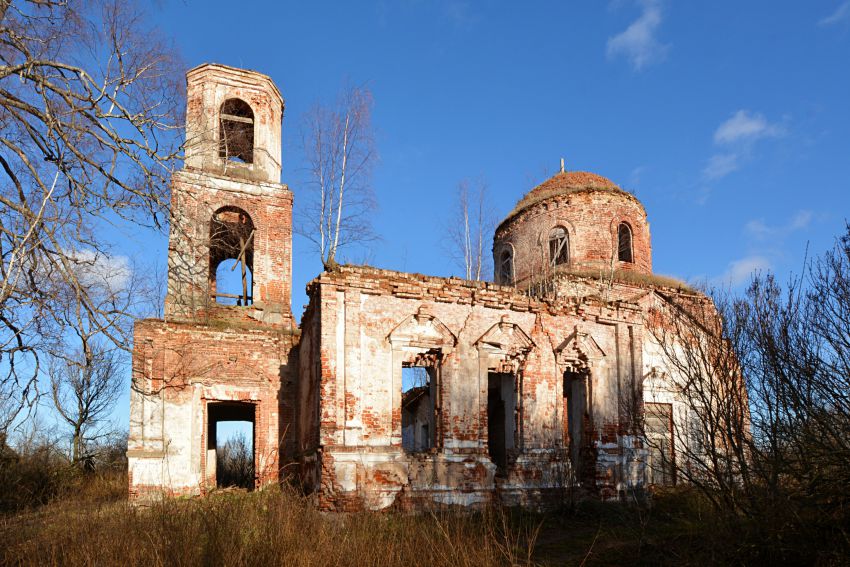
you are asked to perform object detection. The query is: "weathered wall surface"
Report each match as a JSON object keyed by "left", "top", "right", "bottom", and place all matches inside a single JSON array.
[
  {"left": 129, "top": 64, "right": 719, "bottom": 509},
  {"left": 301, "top": 266, "right": 655, "bottom": 510},
  {"left": 184, "top": 64, "right": 284, "bottom": 185},
  {"left": 165, "top": 171, "right": 294, "bottom": 324},
  {"left": 494, "top": 185, "right": 652, "bottom": 286},
  {"left": 127, "top": 319, "right": 296, "bottom": 499}
]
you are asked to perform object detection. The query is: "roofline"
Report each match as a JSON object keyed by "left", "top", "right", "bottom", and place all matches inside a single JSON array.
[
  {"left": 495, "top": 184, "right": 647, "bottom": 234},
  {"left": 186, "top": 63, "right": 284, "bottom": 106}
]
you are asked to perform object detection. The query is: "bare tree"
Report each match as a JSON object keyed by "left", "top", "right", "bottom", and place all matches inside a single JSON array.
[
  {"left": 645, "top": 289, "right": 752, "bottom": 512},
  {"left": 444, "top": 178, "right": 494, "bottom": 281},
  {"left": 296, "top": 85, "right": 377, "bottom": 268},
  {"left": 216, "top": 431, "right": 254, "bottom": 489},
  {"left": 0, "top": 0, "right": 183, "bottom": 431},
  {"left": 646, "top": 225, "right": 850, "bottom": 535},
  {"left": 49, "top": 344, "right": 122, "bottom": 466}
]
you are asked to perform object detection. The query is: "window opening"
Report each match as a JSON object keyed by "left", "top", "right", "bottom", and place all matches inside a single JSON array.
[
  {"left": 209, "top": 207, "right": 254, "bottom": 306},
  {"left": 207, "top": 402, "right": 255, "bottom": 490},
  {"left": 401, "top": 365, "right": 436, "bottom": 452},
  {"left": 618, "top": 222, "right": 633, "bottom": 263},
  {"left": 487, "top": 372, "right": 516, "bottom": 473},
  {"left": 219, "top": 98, "right": 254, "bottom": 163},
  {"left": 214, "top": 260, "right": 253, "bottom": 306},
  {"left": 645, "top": 402, "right": 675, "bottom": 486},
  {"left": 499, "top": 248, "right": 513, "bottom": 285},
  {"left": 549, "top": 227, "right": 569, "bottom": 267},
  {"left": 564, "top": 370, "right": 590, "bottom": 482}
]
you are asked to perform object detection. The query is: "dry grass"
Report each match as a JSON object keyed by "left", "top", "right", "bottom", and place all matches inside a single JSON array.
[
  {"left": 2, "top": 472, "right": 847, "bottom": 566},
  {"left": 0, "top": 481, "right": 540, "bottom": 567}
]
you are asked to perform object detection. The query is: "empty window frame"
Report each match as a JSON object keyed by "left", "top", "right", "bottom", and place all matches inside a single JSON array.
[
  {"left": 209, "top": 206, "right": 255, "bottom": 306},
  {"left": 548, "top": 226, "right": 569, "bottom": 267},
  {"left": 618, "top": 222, "right": 633, "bottom": 263},
  {"left": 564, "top": 370, "right": 590, "bottom": 482},
  {"left": 401, "top": 365, "right": 437, "bottom": 452},
  {"left": 219, "top": 98, "right": 254, "bottom": 163},
  {"left": 487, "top": 372, "right": 517, "bottom": 473},
  {"left": 645, "top": 402, "right": 675, "bottom": 486},
  {"left": 498, "top": 247, "right": 514, "bottom": 285}
]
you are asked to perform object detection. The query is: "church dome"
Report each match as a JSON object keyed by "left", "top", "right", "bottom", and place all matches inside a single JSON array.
[
  {"left": 493, "top": 169, "right": 652, "bottom": 288},
  {"left": 511, "top": 171, "right": 619, "bottom": 216}
]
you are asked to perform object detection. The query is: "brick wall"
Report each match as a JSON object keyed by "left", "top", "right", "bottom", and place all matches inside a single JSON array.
[
  {"left": 302, "top": 265, "right": 651, "bottom": 509},
  {"left": 494, "top": 187, "right": 652, "bottom": 287},
  {"left": 128, "top": 318, "right": 297, "bottom": 499}
]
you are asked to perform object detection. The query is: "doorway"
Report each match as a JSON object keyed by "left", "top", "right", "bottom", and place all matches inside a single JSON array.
[{"left": 207, "top": 401, "right": 256, "bottom": 489}]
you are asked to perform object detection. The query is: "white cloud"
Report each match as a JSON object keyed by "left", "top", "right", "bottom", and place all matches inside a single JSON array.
[
  {"left": 745, "top": 210, "right": 813, "bottom": 240},
  {"left": 700, "top": 110, "right": 784, "bottom": 183},
  {"left": 713, "top": 110, "right": 783, "bottom": 145},
  {"left": 789, "top": 210, "right": 814, "bottom": 230},
  {"left": 720, "top": 256, "right": 772, "bottom": 286},
  {"left": 67, "top": 249, "right": 131, "bottom": 295},
  {"left": 702, "top": 153, "right": 740, "bottom": 181},
  {"left": 606, "top": 0, "right": 669, "bottom": 71},
  {"left": 819, "top": 1, "right": 850, "bottom": 26}
]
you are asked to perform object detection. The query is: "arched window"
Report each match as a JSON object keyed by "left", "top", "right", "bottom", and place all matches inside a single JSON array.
[
  {"left": 548, "top": 226, "right": 569, "bottom": 267},
  {"left": 618, "top": 222, "right": 633, "bottom": 263},
  {"left": 209, "top": 206, "right": 255, "bottom": 306},
  {"left": 219, "top": 99, "right": 254, "bottom": 163},
  {"left": 498, "top": 248, "right": 514, "bottom": 285}
]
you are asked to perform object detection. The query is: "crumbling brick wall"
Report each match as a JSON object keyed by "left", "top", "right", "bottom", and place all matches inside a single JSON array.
[
  {"left": 128, "top": 318, "right": 297, "bottom": 499},
  {"left": 300, "top": 265, "right": 652, "bottom": 510}
]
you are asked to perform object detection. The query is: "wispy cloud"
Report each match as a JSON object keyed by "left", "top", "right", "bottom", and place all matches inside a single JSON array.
[
  {"left": 719, "top": 255, "right": 772, "bottom": 286},
  {"left": 701, "top": 110, "right": 784, "bottom": 182},
  {"left": 713, "top": 110, "right": 784, "bottom": 145},
  {"left": 702, "top": 153, "right": 740, "bottom": 181},
  {"left": 68, "top": 249, "right": 132, "bottom": 295},
  {"left": 819, "top": 1, "right": 850, "bottom": 26},
  {"left": 745, "top": 210, "right": 813, "bottom": 240},
  {"left": 715, "top": 210, "right": 814, "bottom": 286},
  {"left": 606, "top": 0, "right": 669, "bottom": 71}
]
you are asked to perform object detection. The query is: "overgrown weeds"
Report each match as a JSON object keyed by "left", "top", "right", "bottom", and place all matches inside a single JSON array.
[
  {"left": 2, "top": 479, "right": 849, "bottom": 566},
  {"left": 1, "top": 482, "right": 540, "bottom": 566}
]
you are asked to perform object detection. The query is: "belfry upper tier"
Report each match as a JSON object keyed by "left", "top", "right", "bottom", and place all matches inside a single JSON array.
[{"left": 493, "top": 171, "right": 652, "bottom": 288}]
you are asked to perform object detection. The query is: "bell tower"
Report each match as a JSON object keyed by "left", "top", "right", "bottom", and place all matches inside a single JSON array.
[{"left": 165, "top": 64, "right": 292, "bottom": 325}]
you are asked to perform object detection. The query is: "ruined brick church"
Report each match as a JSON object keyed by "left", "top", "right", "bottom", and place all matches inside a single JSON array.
[{"left": 128, "top": 64, "right": 704, "bottom": 509}]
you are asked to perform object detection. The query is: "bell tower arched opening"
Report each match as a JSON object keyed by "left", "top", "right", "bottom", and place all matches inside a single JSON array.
[
  {"left": 219, "top": 98, "right": 254, "bottom": 164},
  {"left": 209, "top": 206, "right": 255, "bottom": 306}
]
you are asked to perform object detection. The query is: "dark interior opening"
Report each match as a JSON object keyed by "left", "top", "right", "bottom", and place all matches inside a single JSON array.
[
  {"left": 219, "top": 98, "right": 254, "bottom": 164},
  {"left": 487, "top": 372, "right": 515, "bottom": 473},
  {"left": 564, "top": 370, "right": 589, "bottom": 482}
]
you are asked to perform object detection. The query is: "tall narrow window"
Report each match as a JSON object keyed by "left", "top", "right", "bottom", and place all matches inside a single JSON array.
[
  {"left": 499, "top": 248, "right": 513, "bottom": 285},
  {"left": 645, "top": 402, "right": 675, "bottom": 486},
  {"left": 487, "top": 372, "right": 516, "bottom": 473},
  {"left": 219, "top": 99, "right": 254, "bottom": 163},
  {"left": 401, "top": 365, "right": 437, "bottom": 452},
  {"left": 548, "top": 226, "right": 569, "bottom": 267},
  {"left": 618, "top": 222, "right": 633, "bottom": 263}
]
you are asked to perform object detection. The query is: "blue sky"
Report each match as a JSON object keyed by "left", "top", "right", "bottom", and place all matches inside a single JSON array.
[
  {"left": 95, "top": 1, "right": 850, "bottom": 438},
  {"left": 146, "top": 0, "right": 850, "bottom": 309}
]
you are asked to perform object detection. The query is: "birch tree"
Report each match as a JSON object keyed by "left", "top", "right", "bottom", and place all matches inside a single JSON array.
[
  {"left": 445, "top": 179, "right": 494, "bottom": 281},
  {"left": 296, "top": 85, "right": 377, "bottom": 268}
]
